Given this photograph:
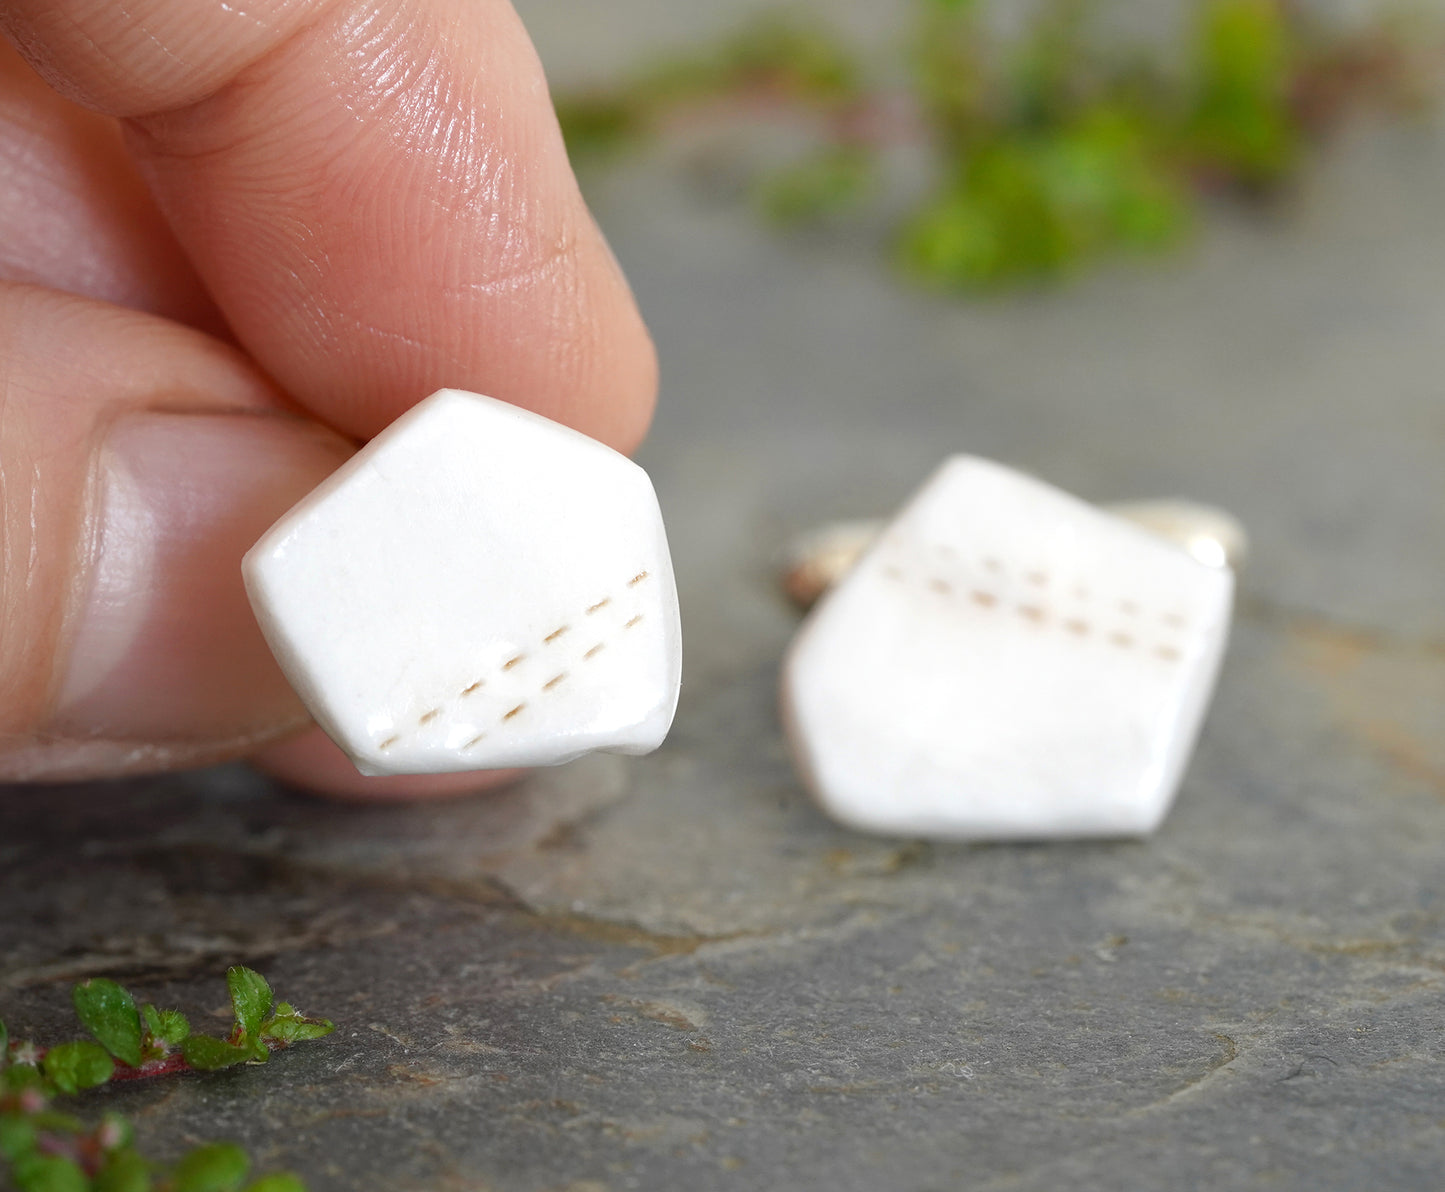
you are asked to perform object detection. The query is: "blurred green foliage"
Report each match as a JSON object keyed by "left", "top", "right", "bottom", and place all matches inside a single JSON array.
[
  {"left": 556, "top": 0, "right": 1435, "bottom": 291},
  {"left": 756, "top": 145, "right": 875, "bottom": 224},
  {"left": 554, "top": 15, "right": 861, "bottom": 155},
  {"left": 900, "top": 0, "right": 1200, "bottom": 286},
  {"left": 1188, "top": 0, "right": 1301, "bottom": 184}
]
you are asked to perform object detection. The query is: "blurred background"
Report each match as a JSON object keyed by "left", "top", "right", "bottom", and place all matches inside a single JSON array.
[{"left": 516, "top": 0, "right": 1445, "bottom": 642}]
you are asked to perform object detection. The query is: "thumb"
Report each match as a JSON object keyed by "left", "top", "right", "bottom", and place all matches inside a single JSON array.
[{"left": 0, "top": 284, "right": 353, "bottom": 780}]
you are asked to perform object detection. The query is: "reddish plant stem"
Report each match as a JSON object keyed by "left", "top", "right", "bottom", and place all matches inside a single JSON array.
[
  {"left": 107, "top": 1053, "right": 194, "bottom": 1081},
  {"left": 108, "top": 1037, "right": 288, "bottom": 1082},
  {"left": 16, "top": 1036, "right": 291, "bottom": 1084}
]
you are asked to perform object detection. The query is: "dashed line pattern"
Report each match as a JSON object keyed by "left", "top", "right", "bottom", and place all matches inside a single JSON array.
[
  {"left": 877, "top": 546, "right": 1190, "bottom": 662},
  {"left": 375, "top": 569, "right": 655, "bottom": 752}
]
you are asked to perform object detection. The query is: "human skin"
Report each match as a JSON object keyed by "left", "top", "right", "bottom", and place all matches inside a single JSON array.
[{"left": 0, "top": 0, "right": 659, "bottom": 797}]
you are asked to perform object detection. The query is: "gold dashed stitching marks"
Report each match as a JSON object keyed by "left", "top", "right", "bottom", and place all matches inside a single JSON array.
[
  {"left": 883, "top": 545, "right": 1199, "bottom": 671},
  {"left": 381, "top": 567, "right": 653, "bottom": 749}
]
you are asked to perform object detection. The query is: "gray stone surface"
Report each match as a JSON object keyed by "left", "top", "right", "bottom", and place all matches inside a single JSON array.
[{"left": 3, "top": 4, "right": 1444, "bottom": 1188}]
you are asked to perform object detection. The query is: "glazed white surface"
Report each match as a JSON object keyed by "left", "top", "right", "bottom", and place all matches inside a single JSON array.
[
  {"left": 782, "top": 457, "right": 1233, "bottom": 840},
  {"left": 244, "top": 389, "right": 681, "bottom": 776}
]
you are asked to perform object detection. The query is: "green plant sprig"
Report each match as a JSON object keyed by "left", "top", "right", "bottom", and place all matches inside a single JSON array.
[
  {"left": 557, "top": 0, "right": 1439, "bottom": 291},
  {"left": 1, "top": 967, "right": 333, "bottom": 1192}
]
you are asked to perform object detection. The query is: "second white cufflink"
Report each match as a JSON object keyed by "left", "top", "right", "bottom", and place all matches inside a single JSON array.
[
  {"left": 243, "top": 389, "right": 682, "bottom": 776},
  {"left": 781, "top": 457, "right": 1236, "bottom": 840}
]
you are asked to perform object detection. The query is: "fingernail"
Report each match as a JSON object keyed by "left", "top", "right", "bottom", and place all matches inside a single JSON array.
[{"left": 52, "top": 409, "right": 355, "bottom": 744}]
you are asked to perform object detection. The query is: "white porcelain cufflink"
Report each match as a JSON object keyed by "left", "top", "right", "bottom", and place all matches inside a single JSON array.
[
  {"left": 781, "top": 457, "right": 1236, "bottom": 840},
  {"left": 244, "top": 389, "right": 682, "bottom": 776}
]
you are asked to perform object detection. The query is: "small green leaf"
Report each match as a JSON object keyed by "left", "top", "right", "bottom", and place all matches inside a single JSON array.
[
  {"left": 181, "top": 1036, "right": 253, "bottom": 1071},
  {"left": 93, "top": 1148, "right": 154, "bottom": 1192},
  {"left": 141, "top": 1005, "right": 190, "bottom": 1047},
  {"left": 11, "top": 1151, "right": 89, "bottom": 1192},
  {"left": 226, "top": 968, "right": 272, "bottom": 1038},
  {"left": 41, "top": 1039, "right": 114, "bottom": 1094},
  {"left": 260, "top": 1013, "right": 335, "bottom": 1044},
  {"left": 73, "top": 978, "right": 144, "bottom": 1067},
  {"left": 0, "top": 1113, "right": 37, "bottom": 1161},
  {"left": 3, "top": 1062, "right": 46, "bottom": 1097},
  {"left": 245, "top": 1175, "right": 307, "bottom": 1192},
  {"left": 171, "top": 1142, "right": 250, "bottom": 1192}
]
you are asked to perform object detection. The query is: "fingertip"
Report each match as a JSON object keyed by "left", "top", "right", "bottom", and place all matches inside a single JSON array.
[
  {"left": 251, "top": 726, "right": 526, "bottom": 801},
  {"left": 116, "top": 0, "right": 660, "bottom": 450},
  {"left": 0, "top": 39, "right": 224, "bottom": 330}
]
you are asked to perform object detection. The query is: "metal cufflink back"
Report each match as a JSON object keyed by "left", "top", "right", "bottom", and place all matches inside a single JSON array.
[
  {"left": 780, "top": 457, "right": 1243, "bottom": 841},
  {"left": 242, "top": 389, "right": 683, "bottom": 776}
]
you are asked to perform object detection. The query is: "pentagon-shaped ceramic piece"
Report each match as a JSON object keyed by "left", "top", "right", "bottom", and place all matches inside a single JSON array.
[
  {"left": 244, "top": 389, "right": 681, "bottom": 776},
  {"left": 781, "top": 457, "right": 1233, "bottom": 839}
]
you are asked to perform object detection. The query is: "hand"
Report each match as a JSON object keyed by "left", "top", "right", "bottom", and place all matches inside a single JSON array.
[{"left": 0, "top": 0, "right": 657, "bottom": 796}]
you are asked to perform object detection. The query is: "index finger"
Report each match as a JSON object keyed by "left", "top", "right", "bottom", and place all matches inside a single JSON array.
[{"left": 1, "top": 0, "right": 657, "bottom": 448}]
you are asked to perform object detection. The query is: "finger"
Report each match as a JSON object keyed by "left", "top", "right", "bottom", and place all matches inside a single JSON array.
[
  {"left": 254, "top": 728, "right": 523, "bottom": 801},
  {"left": 0, "top": 39, "right": 221, "bottom": 330},
  {"left": 1, "top": 0, "right": 658, "bottom": 449},
  {"left": 0, "top": 283, "right": 354, "bottom": 781}
]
